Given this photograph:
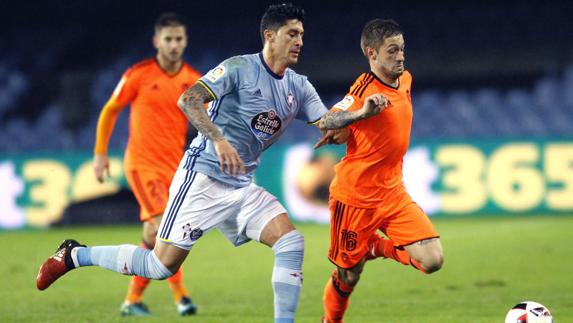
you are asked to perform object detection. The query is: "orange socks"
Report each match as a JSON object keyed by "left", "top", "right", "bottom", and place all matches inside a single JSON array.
[
  {"left": 166, "top": 267, "right": 189, "bottom": 302},
  {"left": 322, "top": 270, "right": 353, "bottom": 323},
  {"left": 124, "top": 241, "right": 190, "bottom": 304},
  {"left": 126, "top": 275, "right": 151, "bottom": 304},
  {"left": 370, "top": 236, "right": 426, "bottom": 273}
]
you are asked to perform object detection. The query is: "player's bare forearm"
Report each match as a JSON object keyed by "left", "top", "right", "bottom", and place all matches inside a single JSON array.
[
  {"left": 177, "top": 84, "right": 224, "bottom": 142},
  {"left": 319, "top": 94, "right": 389, "bottom": 129},
  {"left": 318, "top": 109, "right": 364, "bottom": 130}
]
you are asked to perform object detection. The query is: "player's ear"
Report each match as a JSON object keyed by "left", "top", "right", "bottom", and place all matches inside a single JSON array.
[
  {"left": 365, "top": 46, "right": 377, "bottom": 61},
  {"left": 264, "top": 29, "right": 275, "bottom": 44},
  {"left": 152, "top": 28, "right": 162, "bottom": 49},
  {"left": 152, "top": 34, "right": 159, "bottom": 49}
]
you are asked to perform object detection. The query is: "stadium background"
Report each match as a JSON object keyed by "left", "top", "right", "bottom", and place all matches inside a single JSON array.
[
  {"left": 1, "top": 0, "right": 572, "bottom": 228},
  {"left": 0, "top": 1, "right": 572, "bottom": 321}
]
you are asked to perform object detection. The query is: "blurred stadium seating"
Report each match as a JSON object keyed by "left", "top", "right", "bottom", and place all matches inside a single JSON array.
[{"left": 1, "top": 0, "right": 572, "bottom": 152}]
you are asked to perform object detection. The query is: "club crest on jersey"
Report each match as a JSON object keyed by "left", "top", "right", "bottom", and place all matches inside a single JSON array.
[
  {"left": 287, "top": 91, "right": 294, "bottom": 108},
  {"left": 205, "top": 65, "right": 226, "bottom": 83},
  {"left": 333, "top": 95, "right": 354, "bottom": 110},
  {"left": 182, "top": 223, "right": 203, "bottom": 242},
  {"left": 251, "top": 109, "right": 282, "bottom": 141}
]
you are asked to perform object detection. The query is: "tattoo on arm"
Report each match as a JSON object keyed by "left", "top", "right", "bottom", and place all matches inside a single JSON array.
[
  {"left": 177, "top": 84, "right": 224, "bottom": 142},
  {"left": 318, "top": 109, "right": 364, "bottom": 129}
]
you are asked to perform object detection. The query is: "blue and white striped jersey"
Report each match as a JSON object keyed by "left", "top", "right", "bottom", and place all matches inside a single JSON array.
[{"left": 184, "top": 53, "right": 328, "bottom": 187}]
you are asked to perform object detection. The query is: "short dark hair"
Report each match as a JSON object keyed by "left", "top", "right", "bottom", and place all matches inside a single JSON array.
[
  {"left": 155, "top": 12, "right": 186, "bottom": 33},
  {"left": 260, "top": 3, "right": 305, "bottom": 44},
  {"left": 360, "top": 19, "right": 402, "bottom": 57}
]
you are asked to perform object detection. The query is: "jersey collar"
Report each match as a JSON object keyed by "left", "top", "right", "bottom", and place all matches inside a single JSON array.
[
  {"left": 369, "top": 71, "right": 400, "bottom": 90},
  {"left": 258, "top": 52, "right": 284, "bottom": 80},
  {"left": 155, "top": 57, "right": 185, "bottom": 78}
]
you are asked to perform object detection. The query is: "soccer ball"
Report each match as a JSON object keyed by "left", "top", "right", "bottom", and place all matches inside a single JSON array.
[{"left": 505, "top": 301, "right": 553, "bottom": 323}]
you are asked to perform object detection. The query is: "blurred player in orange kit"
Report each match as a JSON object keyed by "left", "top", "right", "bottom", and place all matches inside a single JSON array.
[
  {"left": 92, "top": 12, "right": 200, "bottom": 316},
  {"left": 315, "top": 19, "right": 444, "bottom": 322}
]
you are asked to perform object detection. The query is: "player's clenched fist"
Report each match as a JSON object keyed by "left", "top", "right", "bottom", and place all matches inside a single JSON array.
[{"left": 361, "top": 94, "right": 390, "bottom": 119}]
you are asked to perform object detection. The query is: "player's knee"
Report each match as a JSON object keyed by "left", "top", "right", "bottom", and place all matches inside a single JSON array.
[
  {"left": 338, "top": 268, "right": 361, "bottom": 287},
  {"left": 419, "top": 252, "right": 444, "bottom": 274},
  {"left": 273, "top": 230, "right": 304, "bottom": 254},
  {"left": 147, "top": 251, "right": 176, "bottom": 280},
  {"left": 272, "top": 230, "right": 304, "bottom": 269}
]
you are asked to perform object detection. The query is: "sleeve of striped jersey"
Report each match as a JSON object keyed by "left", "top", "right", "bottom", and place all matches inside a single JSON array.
[
  {"left": 297, "top": 79, "right": 328, "bottom": 124},
  {"left": 196, "top": 57, "right": 241, "bottom": 100},
  {"left": 111, "top": 69, "right": 137, "bottom": 107}
]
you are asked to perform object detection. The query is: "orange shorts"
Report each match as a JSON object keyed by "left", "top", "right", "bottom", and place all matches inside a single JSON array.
[
  {"left": 124, "top": 168, "right": 173, "bottom": 222},
  {"left": 328, "top": 196, "right": 439, "bottom": 269}
]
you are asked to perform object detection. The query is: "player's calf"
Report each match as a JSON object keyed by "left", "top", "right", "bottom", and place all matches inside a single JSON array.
[
  {"left": 271, "top": 230, "right": 304, "bottom": 323},
  {"left": 336, "top": 262, "right": 364, "bottom": 288}
]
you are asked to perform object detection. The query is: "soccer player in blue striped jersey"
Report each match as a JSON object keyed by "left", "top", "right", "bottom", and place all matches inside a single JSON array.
[{"left": 37, "top": 3, "right": 345, "bottom": 322}]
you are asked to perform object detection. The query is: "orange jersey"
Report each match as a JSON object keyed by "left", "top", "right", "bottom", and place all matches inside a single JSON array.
[
  {"left": 330, "top": 71, "right": 413, "bottom": 208},
  {"left": 96, "top": 59, "right": 201, "bottom": 173}
]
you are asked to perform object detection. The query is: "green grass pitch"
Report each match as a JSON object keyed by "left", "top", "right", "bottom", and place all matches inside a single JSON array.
[{"left": 1, "top": 216, "right": 572, "bottom": 322}]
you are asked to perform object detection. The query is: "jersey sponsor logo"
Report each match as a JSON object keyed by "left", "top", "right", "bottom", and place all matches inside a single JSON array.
[
  {"left": 333, "top": 95, "right": 354, "bottom": 110},
  {"left": 250, "top": 110, "right": 282, "bottom": 141},
  {"left": 205, "top": 65, "right": 226, "bottom": 83},
  {"left": 112, "top": 76, "right": 127, "bottom": 98}
]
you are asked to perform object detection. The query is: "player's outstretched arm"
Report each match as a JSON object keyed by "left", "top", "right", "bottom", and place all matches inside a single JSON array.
[
  {"left": 318, "top": 94, "right": 390, "bottom": 130},
  {"left": 177, "top": 84, "right": 245, "bottom": 176},
  {"left": 93, "top": 99, "right": 125, "bottom": 183}
]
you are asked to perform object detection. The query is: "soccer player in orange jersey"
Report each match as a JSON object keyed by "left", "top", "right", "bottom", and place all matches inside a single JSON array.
[
  {"left": 315, "top": 19, "right": 444, "bottom": 322},
  {"left": 92, "top": 13, "right": 201, "bottom": 316}
]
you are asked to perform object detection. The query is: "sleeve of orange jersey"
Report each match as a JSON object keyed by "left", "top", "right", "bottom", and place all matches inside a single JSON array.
[
  {"left": 93, "top": 98, "right": 126, "bottom": 155},
  {"left": 94, "top": 71, "right": 137, "bottom": 155},
  {"left": 330, "top": 79, "right": 365, "bottom": 113}
]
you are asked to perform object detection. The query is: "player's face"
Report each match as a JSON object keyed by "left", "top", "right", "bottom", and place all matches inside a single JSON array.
[
  {"left": 154, "top": 26, "right": 188, "bottom": 64},
  {"left": 272, "top": 19, "right": 304, "bottom": 65},
  {"left": 372, "top": 34, "right": 405, "bottom": 81}
]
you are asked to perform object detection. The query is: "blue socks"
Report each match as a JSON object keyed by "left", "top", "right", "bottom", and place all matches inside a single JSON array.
[
  {"left": 73, "top": 245, "right": 172, "bottom": 279},
  {"left": 271, "top": 230, "right": 304, "bottom": 323},
  {"left": 70, "top": 231, "right": 304, "bottom": 322}
]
